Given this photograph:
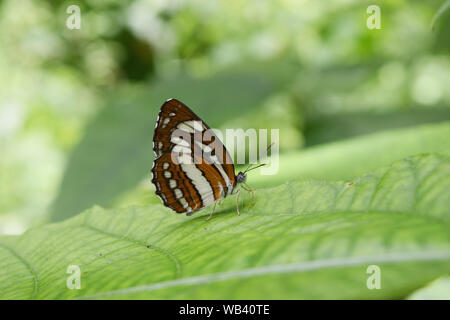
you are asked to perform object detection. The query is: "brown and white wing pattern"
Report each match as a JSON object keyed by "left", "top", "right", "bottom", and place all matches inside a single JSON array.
[{"left": 151, "top": 98, "right": 236, "bottom": 215}]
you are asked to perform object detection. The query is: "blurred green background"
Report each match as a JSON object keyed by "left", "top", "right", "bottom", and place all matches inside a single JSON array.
[{"left": 1, "top": 0, "right": 449, "bottom": 234}]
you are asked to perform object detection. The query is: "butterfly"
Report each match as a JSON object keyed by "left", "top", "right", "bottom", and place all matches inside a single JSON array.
[{"left": 151, "top": 98, "right": 265, "bottom": 220}]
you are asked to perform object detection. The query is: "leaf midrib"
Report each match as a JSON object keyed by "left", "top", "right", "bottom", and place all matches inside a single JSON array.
[{"left": 77, "top": 249, "right": 450, "bottom": 299}]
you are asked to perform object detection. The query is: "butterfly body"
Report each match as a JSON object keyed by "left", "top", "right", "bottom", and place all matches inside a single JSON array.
[{"left": 151, "top": 98, "right": 246, "bottom": 217}]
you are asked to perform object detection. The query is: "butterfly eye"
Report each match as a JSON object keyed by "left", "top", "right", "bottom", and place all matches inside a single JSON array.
[{"left": 236, "top": 172, "right": 247, "bottom": 183}]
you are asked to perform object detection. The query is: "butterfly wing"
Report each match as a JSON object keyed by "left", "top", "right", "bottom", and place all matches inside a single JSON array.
[
  {"left": 152, "top": 153, "right": 227, "bottom": 214},
  {"left": 153, "top": 98, "right": 202, "bottom": 158},
  {"left": 151, "top": 98, "right": 236, "bottom": 215}
]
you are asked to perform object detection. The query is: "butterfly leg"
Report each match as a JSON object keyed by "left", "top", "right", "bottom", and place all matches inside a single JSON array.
[
  {"left": 235, "top": 189, "right": 241, "bottom": 216},
  {"left": 242, "top": 184, "right": 255, "bottom": 203},
  {"left": 206, "top": 201, "right": 218, "bottom": 221}
]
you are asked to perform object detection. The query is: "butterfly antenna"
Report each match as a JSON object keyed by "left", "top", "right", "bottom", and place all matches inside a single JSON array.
[
  {"left": 266, "top": 142, "right": 275, "bottom": 153},
  {"left": 243, "top": 163, "right": 253, "bottom": 173},
  {"left": 244, "top": 163, "right": 266, "bottom": 173},
  {"left": 243, "top": 142, "right": 275, "bottom": 173}
]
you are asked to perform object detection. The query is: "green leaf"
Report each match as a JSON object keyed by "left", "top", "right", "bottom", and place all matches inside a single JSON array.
[
  {"left": 1, "top": 154, "right": 449, "bottom": 299},
  {"left": 252, "top": 121, "right": 450, "bottom": 188},
  {"left": 431, "top": 0, "right": 450, "bottom": 31},
  {"left": 407, "top": 276, "right": 450, "bottom": 300},
  {"left": 305, "top": 109, "right": 450, "bottom": 146},
  {"left": 49, "top": 68, "right": 284, "bottom": 222}
]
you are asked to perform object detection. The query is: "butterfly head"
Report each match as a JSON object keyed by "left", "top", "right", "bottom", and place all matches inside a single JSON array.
[
  {"left": 237, "top": 162, "right": 267, "bottom": 185},
  {"left": 236, "top": 172, "right": 247, "bottom": 184}
]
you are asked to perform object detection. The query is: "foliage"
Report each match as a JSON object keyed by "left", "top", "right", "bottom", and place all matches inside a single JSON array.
[
  {"left": 431, "top": 0, "right": 450, "bottom": 31},
  {"left": 251, "top": 122, "right": 450, "bottom": 188},
  {"left": 0, "top": 0, "right": 449, "bottom": 300},
  {"left": 408, "top": 276, "right": 450, "bottom": 300},
  {"left": 0, "top": 154, "right": 449, "bottom": 299}
]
